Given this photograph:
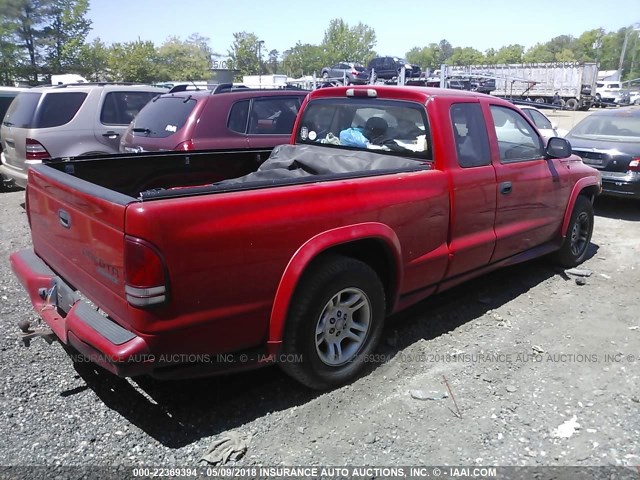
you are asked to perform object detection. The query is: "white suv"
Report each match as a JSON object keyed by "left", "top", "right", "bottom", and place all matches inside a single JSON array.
[
  {"left": 1, "top": 83, "right": 165, "bottom": 188},
  {"left": 595, "top": 81, "right": 627, "bottom": 106}
]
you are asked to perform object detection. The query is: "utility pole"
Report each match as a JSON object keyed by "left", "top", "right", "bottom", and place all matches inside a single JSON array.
[
  {"left": 257, "top": 40, "right": 265, "bottom": 86},
  {"left": 618, "top": 23, "right": 640, "bottom": 80}
]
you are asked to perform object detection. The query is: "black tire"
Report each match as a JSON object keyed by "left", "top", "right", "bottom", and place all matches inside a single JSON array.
[
  {"left": 565, "top": 98, "right": 579, "bottom": 110},
  {"left": 280, "top": 254, "right": 386, "bottom": 390},
  {"left": 554, "top": 196, "right": 593, "bottom": 268},
  {"left": 322, "top": 72, "right": 329, "bottom": 80}
]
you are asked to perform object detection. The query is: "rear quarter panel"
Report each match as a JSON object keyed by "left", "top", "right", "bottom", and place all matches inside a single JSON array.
[{"left": 123, "top": 169, "right": 450, "bottom": 354}]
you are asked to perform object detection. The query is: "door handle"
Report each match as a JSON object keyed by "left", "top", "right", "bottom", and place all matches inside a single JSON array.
[
  {"left": 499, "top": 181, "right": 512, "bottom": 195},
  {"left": 58, "top": 209, "right": 71, "bottom": 228},
  {"left": 102, "top": 131, "right": 120, "bottom": 139}
]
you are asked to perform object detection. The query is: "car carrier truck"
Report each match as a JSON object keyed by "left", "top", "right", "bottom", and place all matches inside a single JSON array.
[{"left": 446, "top": 62, "right": 598, "bottom": 111}]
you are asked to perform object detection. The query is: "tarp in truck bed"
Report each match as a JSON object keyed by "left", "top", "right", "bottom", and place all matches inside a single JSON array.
[{"left": 213, "top": 144, "right": 427, "bottom": 185}]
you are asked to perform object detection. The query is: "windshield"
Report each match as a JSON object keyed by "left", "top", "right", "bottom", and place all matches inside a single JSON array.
[
  {"left": 295, "top": 97, "right": 431, "bottom": 160},
  {"left": 569, "top": 114, "right": 640, "bottom": 142}
]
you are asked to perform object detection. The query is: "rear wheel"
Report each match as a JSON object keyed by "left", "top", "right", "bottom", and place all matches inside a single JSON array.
[
  {"left": 554, "top": 196, "right": 593, "bottom": 267},
  {"left": 565, "top": 98, "right": 579, "bottom": 110},
  {"left": 322, "top": 72, "right": 329, "bottom": 80},
  {"left": 535, "top": 97, "right": 546, "bottom": 104},
  {"left": 280, "top": 255, "right": 386, "bottom": 390}
]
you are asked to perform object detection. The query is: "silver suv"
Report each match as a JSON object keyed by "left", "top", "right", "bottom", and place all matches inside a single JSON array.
[{"left": 1, "top": 83, "right": 165, "bottom": 188}]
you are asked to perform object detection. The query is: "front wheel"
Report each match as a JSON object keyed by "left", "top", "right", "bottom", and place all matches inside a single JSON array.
[
  {"left": 280, "top": 255, "right": 386, "bottom": 390},
  {"left": 554, "top": 196, "right": 594, "bottom": 267}
]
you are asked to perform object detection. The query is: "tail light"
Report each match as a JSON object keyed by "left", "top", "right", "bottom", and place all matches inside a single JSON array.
[
  {"left": 175, "top": 140, "right": 194, "bottom": 151},
  {"left": 628, "top": 157, "right": 640, "bottom": 173},
  {"left": 25, "top": 138, "right": 50, "bottom": 161},
  {"left": 124, "top": 236, "right": 168, "bottom": 307}
]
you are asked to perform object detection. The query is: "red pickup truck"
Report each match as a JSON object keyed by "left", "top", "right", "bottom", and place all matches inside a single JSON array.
[{"left": 11, "top": 85, "right": 601, "bottom": 390}]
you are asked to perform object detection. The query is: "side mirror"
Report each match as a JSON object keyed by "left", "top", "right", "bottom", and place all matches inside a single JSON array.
[{"left": 546, "top": 137, "right": 571, "bottom": 159}]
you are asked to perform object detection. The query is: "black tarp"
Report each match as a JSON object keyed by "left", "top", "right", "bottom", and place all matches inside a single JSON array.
[{"left": 214, "top": 144, "right": 427, "bottom": 185}]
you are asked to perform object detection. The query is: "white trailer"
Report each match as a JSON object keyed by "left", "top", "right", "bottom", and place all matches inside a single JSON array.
[
  {"left": 51, "top": 73, "right": 88, "bottom": 85},
  {"left": 446, "top": 63, "right": 598, "bottom": 110}
]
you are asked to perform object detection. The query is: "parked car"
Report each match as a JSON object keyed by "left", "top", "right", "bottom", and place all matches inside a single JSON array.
[
  {"left": 320, "top": 62, "right": 369, "bottom": 85},
  {"left": 566, "top": 107, "right": 640, "bottom": 198},
  {"left": 367, "top": 56, "right": 421, "bottom": 82},
  {"left": 0, "top": 86, "right": 27, "bottom": 189},
  {"left": 119, "top": 84, "right": 309, "bottom": 153},
  {"left": 518, "top": 105, "right": 568, "bottom": 142},
  {"left": 594, "top": 81, "right": 629, "bottom": 107},
  {"left": 0, "top": 83, "right": 165, "bottom": 188}
]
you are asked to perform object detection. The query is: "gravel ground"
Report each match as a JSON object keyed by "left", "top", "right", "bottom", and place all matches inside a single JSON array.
[{"left": 1, "top": 183, "right": 639, "bottom": 470}]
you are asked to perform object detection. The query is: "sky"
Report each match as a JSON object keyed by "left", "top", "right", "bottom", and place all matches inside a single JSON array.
[{"left": 86, "top": 0, "right": 640, "bottom": 59}]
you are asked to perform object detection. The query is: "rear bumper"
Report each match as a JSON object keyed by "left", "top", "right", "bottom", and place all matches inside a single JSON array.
[
  {"left": 10, "top": 249, "right": 153, "bottom": 376},
  {"left": 601, "top": 174, "right": 640, "bottom": 198},
  {"left": 10, "top": 249, "right": 275, "bottom": 378},
  {"left": 0, "top": 153, "right": 28, "bottom": 189}
]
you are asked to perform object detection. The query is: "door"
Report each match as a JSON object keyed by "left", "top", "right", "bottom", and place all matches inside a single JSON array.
[
  {"left": 96, "top": 90, "right": 158, "bottom": 152},
  {"left": 444, "top": 102, "right": 497, "bottom": 278},
  {"left": 488, "top": 104, "right": 566, "bottom": 262}
]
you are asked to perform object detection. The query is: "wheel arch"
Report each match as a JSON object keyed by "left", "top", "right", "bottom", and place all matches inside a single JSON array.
[
  {"left": 561, "top": 180, "right": 600, "bottom": 237},
  {"left": 266, "top": 222, "right": 402, "bottom": 353}
]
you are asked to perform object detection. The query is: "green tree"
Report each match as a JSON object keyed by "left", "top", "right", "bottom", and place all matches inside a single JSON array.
[
  {"left": 436, "top": 39, "right": 453, "bottom": 64},
  {"left": 42, "top": 0, "right": 91, "bottom": 74},
  {"left": 447, "top": 46, "right": 484, "bottom": 65},
  {"left": 157, "top": 35, "right": 211, "bottom": 81},
  {"left": 76, "top": 36, "right": 108, "bottom": 80},
  {"left": 0, "top": 0, "right": 25, "bottom": 84},
  {"left": 228, "top": 31, "right": 262, "bottom": 78},
  {"left": 484, "top": 48, "right": 497, "bottom": 63},
  {"left": 555, "top": 48, "right": 576, "bottom": 62},
  {"left": 522, "top": 43, "right": 554, "bottom": 63},
  {"left": 281, "top": 42, "right": 326, "bottom": 77},
  {"left": 321, "top": 18, "right": 376, "bottom": 65},
  {"left": 406, "top": 44, "right": 440, "bottom": 71},
  {"left": 493, "top": 44, "right": 524, "bottom": 63},
  {"left": 108, "top": 40, "right": 158, "bottom": 83},
  {"left": 8, "top": 0, "right": 53, "bottom": 83},
  {"left": 573, "top": 29, "right": 603, "bottom": 62},
  {"left": 267, "top": 49, "right": 279, "bottom": 74}
]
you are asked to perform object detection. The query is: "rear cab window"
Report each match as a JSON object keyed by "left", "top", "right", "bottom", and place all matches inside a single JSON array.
[
  {"left": 295, "top": 97, "right": 431, "bottom": 161},
  {"left": 129, "top": 96, "right": 197, "bottom": 138},
  {"left": 450, "top": 103, "right": 491, "bottom": 168}
]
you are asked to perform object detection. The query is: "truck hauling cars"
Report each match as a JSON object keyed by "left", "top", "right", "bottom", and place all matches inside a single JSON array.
[
  {"left": 11, "top": 85, "right": 601, "bottom": 390},
  {"left": 446, "top": 62, "right": 598, "bottom": 110}
]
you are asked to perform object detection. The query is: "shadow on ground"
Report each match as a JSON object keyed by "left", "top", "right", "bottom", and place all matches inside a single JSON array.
[
  {"left": 69, "top": 249, "right": 597, "bottom": 449},
  {"left": 594, "top": 196, "right": 640, "bottom": 221}
]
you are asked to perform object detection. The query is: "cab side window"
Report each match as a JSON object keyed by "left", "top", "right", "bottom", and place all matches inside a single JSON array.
[
  {"left": 490, "top": 106, "right": 544, "bottom": 162},
  {"left": 450, "top": 103, "right": 491, "bottom": 168}
]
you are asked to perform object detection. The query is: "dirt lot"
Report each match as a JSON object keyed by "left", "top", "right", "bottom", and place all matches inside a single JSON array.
[{"left": 0, "top": 143, "right": 639, "bottom": 470}]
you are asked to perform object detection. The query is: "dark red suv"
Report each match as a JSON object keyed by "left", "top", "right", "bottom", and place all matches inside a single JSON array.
[{"left": 119, "top": 84, "right": 309, "bottom": 153}]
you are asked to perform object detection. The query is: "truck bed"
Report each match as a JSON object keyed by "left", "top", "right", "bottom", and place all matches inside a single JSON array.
[{"left": 38, "top": 145, "right": 429, "bottom": 201}]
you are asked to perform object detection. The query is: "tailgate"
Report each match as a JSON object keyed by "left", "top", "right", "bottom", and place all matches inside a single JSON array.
[{"left": 26, "top": 163, "right": 136, "bottom": 321}]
